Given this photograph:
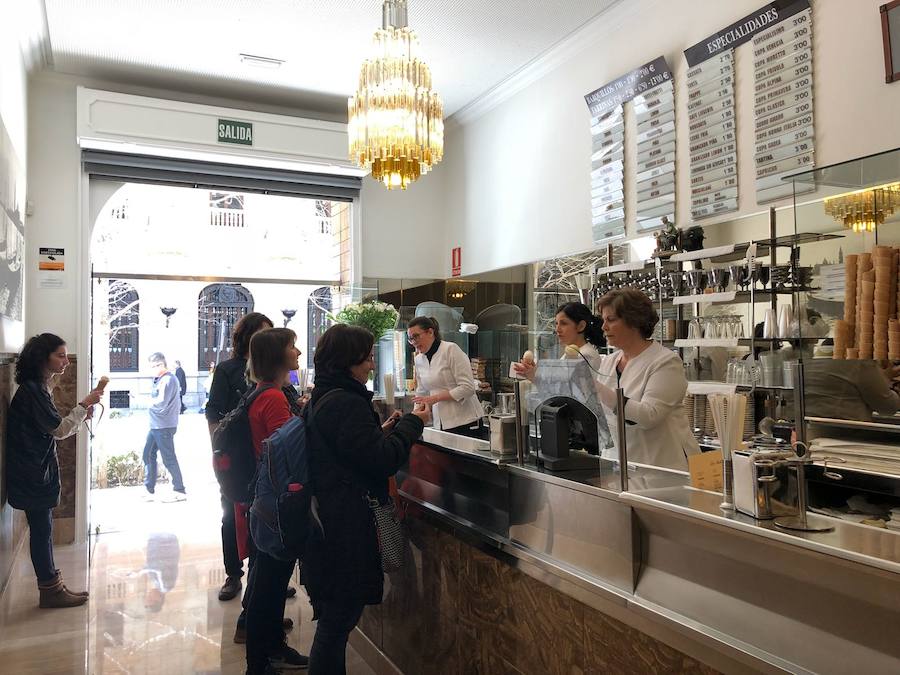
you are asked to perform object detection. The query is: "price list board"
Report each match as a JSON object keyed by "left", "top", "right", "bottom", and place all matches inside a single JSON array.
[
  {"left": 584, "top": 56, "right": 673, "bottom": 243},
  {"left": 589, "top": 105, "right": 626, "bottom": 242},
  {"left": 752, "top": 0, "right": 815, "bottom": 202},
  {"left": 685, "top": 51, "right": 738, "bottom": 219},
  {"left": 635, "top": 80, "right": 676, "bottom": 231}
]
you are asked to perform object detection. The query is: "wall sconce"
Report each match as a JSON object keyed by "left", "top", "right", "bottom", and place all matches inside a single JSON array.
[
  {"left": 160, "top": 307, "right": 177, "bottom": 328},
  {"left": 282, "top": 309, "right": 297, "bottom": 327}
]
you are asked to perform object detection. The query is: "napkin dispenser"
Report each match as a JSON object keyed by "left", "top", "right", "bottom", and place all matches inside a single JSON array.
[{"left": 732, "top": 448, "right": 794, "bottom": 519}]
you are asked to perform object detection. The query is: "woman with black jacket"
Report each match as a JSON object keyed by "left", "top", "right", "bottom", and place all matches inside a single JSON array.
[
  {"left": 6, "top": 333, "right": 102, "bottom": 608},
  {"left": 303, "top": 324, "right": 430, "bottom": 674}
]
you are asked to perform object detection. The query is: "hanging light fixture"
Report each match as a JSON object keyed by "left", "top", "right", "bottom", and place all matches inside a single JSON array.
[
  {"left": 823, "top": 182, "right": 900, "bottom": 233},
  {"left": 348, "top": 0, "right": 444, "bottom": 190}
]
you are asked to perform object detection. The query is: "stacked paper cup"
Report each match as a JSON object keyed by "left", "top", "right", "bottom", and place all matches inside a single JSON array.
[
  {"left": 873, "top": 246, "right": 895, "bottom": 360},
  {"left": 833, "top": 319, "right": 852, "bottom": 360},
  {"left": 890, "top": 319, "right": 900, "bottom": 361},
  {"left": 843, "top": 254, "right": 857, "bottom": 347},
  {"left": 836, "top": 245, "right": 900, "bottom": 361}
]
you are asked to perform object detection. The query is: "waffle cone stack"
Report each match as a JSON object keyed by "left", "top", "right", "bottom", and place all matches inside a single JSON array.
[{"left": 838, "top": 246, "right": 900, "bottom": 361}]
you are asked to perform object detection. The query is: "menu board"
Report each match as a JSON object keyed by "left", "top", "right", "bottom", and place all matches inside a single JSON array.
[
  {"left": 584, "top": 56, "right": 673, "bottom": 243},
  {"left": 589, "top": 105, "right": 626, "bottom": 243},
  {"left": 685, "top": 51, "right": 738, "bottom": 219},
  {"left": 753, "top": 1, "right": 815, "bottom": 202},
  {"left": 635, "top": 80, "right": 676, "bottom": 231}
]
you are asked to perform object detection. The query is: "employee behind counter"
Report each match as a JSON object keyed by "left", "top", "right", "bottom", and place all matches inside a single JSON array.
[
  {"left": 408, "top": 316, "right": 486, "bottom": 438},
  {"left": 515, "top": 289, "right": 699, "bottom": 471}
]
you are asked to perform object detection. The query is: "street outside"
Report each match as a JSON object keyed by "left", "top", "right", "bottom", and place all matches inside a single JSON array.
[{"left": 90, "top": 409, "right": 222, "bottom": 536}]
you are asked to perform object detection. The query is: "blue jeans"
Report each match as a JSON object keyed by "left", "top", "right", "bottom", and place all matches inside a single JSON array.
[
  {"left": 309, "top": 601, "right": 365, "bottom": 674},
  {"left": 25, "top": 508, "right": 57, "bottom": 584},
  {"left": 143, "top": 427, "right": 185, "bottom": 493}
]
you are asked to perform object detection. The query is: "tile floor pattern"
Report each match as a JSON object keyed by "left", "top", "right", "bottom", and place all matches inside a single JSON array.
[{"left": 0, "top": 412, "right": 376, "bottom": 675}]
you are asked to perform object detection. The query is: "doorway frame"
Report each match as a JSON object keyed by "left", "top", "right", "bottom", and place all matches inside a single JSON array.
[{"left": 74, "top": 171, "right": 363, "bottom": 544}]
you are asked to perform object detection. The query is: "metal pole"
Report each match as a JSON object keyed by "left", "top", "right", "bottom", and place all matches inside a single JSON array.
[
  {"left": 514, "top": 379, "right": 525, "bottom": 466},
  {"left": 616, "top": 387, "right": 628, "bottom": 492}
]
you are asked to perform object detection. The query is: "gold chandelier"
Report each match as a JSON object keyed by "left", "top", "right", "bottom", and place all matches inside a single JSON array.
[
  {"left": 823, "top": 182, "right": 900, "bottom": 233},
  {"left": 348, "top": 0, "right": 444, "bottom": 190}
]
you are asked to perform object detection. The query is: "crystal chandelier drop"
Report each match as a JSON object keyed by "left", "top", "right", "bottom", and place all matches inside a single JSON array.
[
  {"left": 348, "top": 0, "right": 444, "bottom": 190},
  {"left": 823, "top": 183, "right": 900, "bottom": 233}
]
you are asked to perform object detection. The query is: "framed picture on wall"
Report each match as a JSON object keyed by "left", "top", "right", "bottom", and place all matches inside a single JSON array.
[{"left": 882, "top": 0, "right": 900, "bottom": 82}]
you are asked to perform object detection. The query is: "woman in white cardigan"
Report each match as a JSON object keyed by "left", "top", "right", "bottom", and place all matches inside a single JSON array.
[
  {"left": 409, "top": 316, "right": 485, "bottom": 437},
  {"left": 594, "top": 289, "right": 699, "bottom": 471}
]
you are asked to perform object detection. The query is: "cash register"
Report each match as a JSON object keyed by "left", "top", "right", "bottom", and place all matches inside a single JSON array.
[{"left": 532, "top": 360, "right": 611, "bottom": 471}]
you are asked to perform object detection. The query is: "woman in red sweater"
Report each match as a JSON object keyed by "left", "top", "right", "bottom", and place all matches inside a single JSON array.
[{"left": 244, "top": 327, "right": 306, "bottom": 674}]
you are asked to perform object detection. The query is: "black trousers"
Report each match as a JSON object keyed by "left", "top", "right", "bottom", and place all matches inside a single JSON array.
[
  {"left": 309, "top": 601, "right": 365, "bottom": 675},
  {"left": 221, "top": 493, "right": 243, "bottom": 578},
  {"left": 25, "top": 508, "right": 56, "bottom": 584},
  {"left": 244, "top": 551, "right": 295, "bottom": 669}
]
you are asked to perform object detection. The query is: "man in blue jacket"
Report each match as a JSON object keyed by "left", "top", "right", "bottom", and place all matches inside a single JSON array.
[{"left": 143, "top": 352, "right": 186, "bottom": 502}]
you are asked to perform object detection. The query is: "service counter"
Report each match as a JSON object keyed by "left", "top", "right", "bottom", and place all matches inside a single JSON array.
[{"left": 351, "top": 430, "right": 900, "bottom": 675}]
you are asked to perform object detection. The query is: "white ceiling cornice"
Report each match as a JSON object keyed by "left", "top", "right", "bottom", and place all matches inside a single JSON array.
[
  {"left": 446, "top": 0, "right": 648, "bottom": 130},
  {"left": 17, "top": 0, "right": 53, "bottom": 73}
]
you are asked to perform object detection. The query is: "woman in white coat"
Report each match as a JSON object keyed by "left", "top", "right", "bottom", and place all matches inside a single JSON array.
[
  {"left": 594, "top": 289, "right": 699, "bottom": 471},
  {"left": 513, "top": 302, "right": 606, "bottom": 379},
  {"left": 408, "top": 317, "right": 485, "bottom": 437}
]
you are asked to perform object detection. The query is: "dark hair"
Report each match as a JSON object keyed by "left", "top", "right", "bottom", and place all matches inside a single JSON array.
[
  {"left": 556, "top": 302, "right": 605, "bottom": 348},
  {"left": 597, "top": 289, "right": 659, "bottom": 339},
  {"left": 314, "top": 324, "right": 374, "bottom": 376},
  {"left": 407, "top": 316, "right": 442, "bottom": 341},
  {"left": 248, "top": 327, "right": 296, "bottom": 383},
  {"left": 232, "top": 312, "right": 274, "bottom": 359},
  {"left": 15, "top": 333, "right": 66, "bottom": 384}
]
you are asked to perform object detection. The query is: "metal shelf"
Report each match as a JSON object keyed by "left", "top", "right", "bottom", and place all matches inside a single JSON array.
[{"left": 806, "top": 417, "right": 900, "bottom": 435}]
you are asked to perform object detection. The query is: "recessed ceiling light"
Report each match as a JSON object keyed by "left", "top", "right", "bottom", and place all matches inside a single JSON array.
[{"left": 239, "top": 53, "right": 285, "bottom": 69}]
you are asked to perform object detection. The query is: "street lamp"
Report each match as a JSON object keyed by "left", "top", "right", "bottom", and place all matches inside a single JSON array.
[
  {"left": 160, "top": 307, "right": 177, "bottom": 328},
  {"left": 281, "top": 309, "right": 297, "bottom": 327}
]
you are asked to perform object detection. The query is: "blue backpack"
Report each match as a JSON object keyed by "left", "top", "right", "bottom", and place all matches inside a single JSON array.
[{"left": 248, "top": 390, "right": 340, "bottom": 561}]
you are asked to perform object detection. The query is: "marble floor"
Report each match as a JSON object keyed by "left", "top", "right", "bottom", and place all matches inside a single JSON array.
[{"left": 0, "top": 414, "right": 377, "bottom": 674}]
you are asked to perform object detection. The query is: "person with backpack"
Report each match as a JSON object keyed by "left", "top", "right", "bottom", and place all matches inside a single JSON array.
[
  {"left": 243, "top": 327, "right": 308, "bottom": 674},
  {"left": 206, "top": 312, "right": 272, "bottom": 603},
  {"left": 302, "top": 324, "right": 431, "bottom": 675}
]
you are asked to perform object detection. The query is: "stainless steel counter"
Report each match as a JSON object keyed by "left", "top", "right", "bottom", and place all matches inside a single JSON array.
[{"left": 400, "top": 435, "right": 900, "bottom": 674}]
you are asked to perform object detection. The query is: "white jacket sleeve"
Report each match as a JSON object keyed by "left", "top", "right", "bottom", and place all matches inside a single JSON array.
[
  {"left": 52, "top": 404, "right": 88, "bottom": 440},
  {"left": 622, "top": 358, "right": 687, "bottom": 430},
  {"left": 447, "top": 344, "right": 476, "bottom": 402}
]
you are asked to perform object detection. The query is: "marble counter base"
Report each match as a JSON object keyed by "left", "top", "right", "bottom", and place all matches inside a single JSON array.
[{"left": 359, "top": 510, "right": 718, "bottom": 674}]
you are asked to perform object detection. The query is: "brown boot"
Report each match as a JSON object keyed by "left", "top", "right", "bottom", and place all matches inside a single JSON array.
[
  {"left": 63, "top": 585, "right": 89, "bottom": 598},
  {"left": 38, "top": 576, "right": 89, "bottom": 608}
]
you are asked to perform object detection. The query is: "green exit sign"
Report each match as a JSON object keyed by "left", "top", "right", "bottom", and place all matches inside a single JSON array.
[{"left": 217, "top": 119, "right": 253, "bottom": 145}]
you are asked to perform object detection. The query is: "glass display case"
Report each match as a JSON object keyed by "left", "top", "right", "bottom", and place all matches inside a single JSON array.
[{"left": 787, "top": 147, "right": 900, "bottom": 530}]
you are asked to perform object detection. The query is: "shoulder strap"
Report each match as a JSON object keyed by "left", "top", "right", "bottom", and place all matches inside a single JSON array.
[
  {"left": 241, "top": 383, "right": 277, "bottom": 409},
  {"left": 305, "top": 388, "right": 343, "bottom": 430}
]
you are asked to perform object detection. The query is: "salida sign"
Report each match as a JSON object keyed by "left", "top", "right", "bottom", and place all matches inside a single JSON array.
[{"left": 217, "top": 119, "right": 253, "bottom": 146}]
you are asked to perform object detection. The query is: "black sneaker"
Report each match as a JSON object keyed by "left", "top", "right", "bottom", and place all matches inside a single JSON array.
[
  {"left": 218, "top": 576, "right": 242, "bottom": 601},
  {"left": 267, "top": 644, "right": 308, "bottom": 670},
  {"left": 285, "top": 586, "right": 297, "bottom": 599},
  {"left": 245, "top": 665, "right": 279, "bottom": 675}
]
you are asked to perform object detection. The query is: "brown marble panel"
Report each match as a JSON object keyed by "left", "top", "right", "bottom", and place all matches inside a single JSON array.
[
  {"left": 0, "top": 358, "right": 27, "bottom": 595},
  {"left": 382, "top": 516, "right": 460, "bottom": 675},
  {"left": 50, "top": 355, "right": 78, "bottom": 522},
  {"left": 583, "top": 600, "right": 720, "bottom": 675},
  {"left": 371, "top": 512, "right": 720, "bottom": 675},
  {"left": 359, "top": 602, "right": 383, "bottom": 651}
]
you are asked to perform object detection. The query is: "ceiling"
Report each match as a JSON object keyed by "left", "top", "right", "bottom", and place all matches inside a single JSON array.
[{"left": 42, "top": 0, "right": 622, "bottom": 120}]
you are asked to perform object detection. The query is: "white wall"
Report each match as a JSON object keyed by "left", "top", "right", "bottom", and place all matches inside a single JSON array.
[
  {"left": 439, "top": 0, "right": 900, "bottom": 276},
  {"left": 0, "top": 7, "right": 29, "bottom": 352},
  {"left": 360, "top": 164, "right": 447, "bottom": 279}
]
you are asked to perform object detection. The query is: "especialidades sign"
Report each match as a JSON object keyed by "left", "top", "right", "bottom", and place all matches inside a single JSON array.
[{"left": 684, "top": 0, "right": 810, "bottom": 67}]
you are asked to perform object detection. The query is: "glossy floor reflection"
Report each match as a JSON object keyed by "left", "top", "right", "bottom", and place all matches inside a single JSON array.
[
  {"left": 0, "top": 534, "right": 376, "bottom": 674},
  {"left": 1, "top": 498, "right": 375, "bottom": 674}
]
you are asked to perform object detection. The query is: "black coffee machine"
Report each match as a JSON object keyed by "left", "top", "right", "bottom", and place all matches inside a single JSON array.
[{"left": 537, "top": 396, "right": 603, "bottom": 471}]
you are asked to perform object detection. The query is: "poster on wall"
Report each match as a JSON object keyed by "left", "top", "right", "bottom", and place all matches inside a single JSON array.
[
  {"left": 0, "top": 116, "right": 25, "bottom": 321},
  {"left": 584, "top": 56, "right": 674, "bottom": 244}
]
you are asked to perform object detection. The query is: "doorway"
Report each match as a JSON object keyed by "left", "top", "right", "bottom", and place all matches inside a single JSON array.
[{"left": 87, "top": 180, "right": 353, "bottom": 537}]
